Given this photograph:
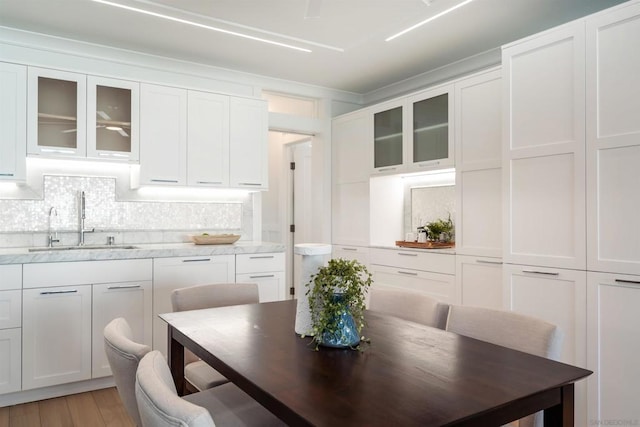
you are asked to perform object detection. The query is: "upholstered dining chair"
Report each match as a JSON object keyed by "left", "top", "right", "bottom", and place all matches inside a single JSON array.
[
  {"left": 135, "top": 350, "right": 284, "bottom": 427},
  {"left": 170, "top": 282, "right": 260, "bottom": 393},
  {"left": 445, "top": 305, "right": 564, "bottom": 427},
  {"left": 368, "top": 286, "right": 450, "bottom": 329},
  {"left": 103, "top": 317, "right": 152, "bottom": 426}
]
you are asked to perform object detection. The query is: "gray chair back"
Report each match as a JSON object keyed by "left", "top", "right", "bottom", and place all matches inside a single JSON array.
[
  {"left": 104, "top": 317, "right": 151, "bottom": 426},
  {"left": 446, "top": 305, "right": 564, "bottom": 427},
  {"left": 369, "top": 287, "right": 449, "bottom": 329},
  {"left": 135, "top": 350, "right": 215, "bottom": 427}
]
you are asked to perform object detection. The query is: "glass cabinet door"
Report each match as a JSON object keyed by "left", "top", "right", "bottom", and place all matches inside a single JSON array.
[
  {"left": 409, "top": 85, "right": 454, "bottom": 169},
  {"left": 373, "top": 105, "right": 403, "bottom": 170},
  {"left": 87, "top": 76, "right": 139, "bottom": 161},
  {"left": 27, "top": 67, "right": 86, "bottom": 157}
]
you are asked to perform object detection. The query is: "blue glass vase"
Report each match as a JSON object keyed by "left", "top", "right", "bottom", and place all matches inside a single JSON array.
[{"left": 320, "top": 294, "right": 361, "bottom": 348}]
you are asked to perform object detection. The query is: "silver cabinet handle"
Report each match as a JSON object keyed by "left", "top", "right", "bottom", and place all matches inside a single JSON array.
[
  {"left": 477, "top": 259, "right": 503, "bottom": 265},
  {"left": 377, "top": 167, "right": 396, "bottom": 172},
  {"left": 150, "top": 179, "right": 179, "bottom": 183},
  {"left": 183, "top": 258, "right": 211, "bottom": 262},
  {"left": 249, "top": 255, "right": 275, "bottom": 259},
  {"left": 249, "top": 274, "right": 275, "bottom": 279},
  {"left": 615, "top": 279, "right": 640, "bottom": 285},
  {"left": 418, "top": 161, "right": 440, "bottom": 167},
  {"left": 197, "top": 181, "right": 222, "bottom": 185},
  {"left": 238, "top": 183, "right": 262, "bottom": 186},
  {"left": 398, "top": 252, "right": 418, "bottom": 257},
  {"left": 341, "top": 248, "right": 357, "bottom": 251},
  {"left": 40, "top": 290, "right": 78, "bottom": 295},
  {"left": 108, "top": 284, "right": 142, "bottom": 290},
  {"left": 0, "top": 173, "right": 14, "bottom": 177},
  {"left": 522, "top": 269, "right": 559, "bottom": 276},
  {"left": 397, "top": 270, "right": 418, "bottom": 276}
]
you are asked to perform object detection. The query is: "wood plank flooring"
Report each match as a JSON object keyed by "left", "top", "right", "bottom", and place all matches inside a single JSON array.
[{"left": 0, "top": 388, "right": 134, "bottom": 427}]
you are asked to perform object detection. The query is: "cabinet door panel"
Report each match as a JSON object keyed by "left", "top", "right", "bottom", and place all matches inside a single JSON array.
[
  {"left": 152, "top": 255, "right": 235, "bottom": 356},
  {"left": 0, "top": 328, "right": 21, "bottom": 394},
  {"left": 456, "top": 256, "right": 503, "bottom": 309},
  {"left": 332, "top": 112, "right": 371, "bottom": 184},
  {"left": 22, "top": 285, "right": 92, "bottom": 390},
  {"left": 229, "top": 97, "right": 268, "bottom": 189},
  {"left": 236, "top": 272, "right": 285, "bottom": 303},
  {"left": 0, "top": 290, "right": 21, "bottom": 329},
  {"left": 332, "top": 181, "right": 369, "bottom": 246},
  {"left": 0, "top": 62, "right": 26, "bottom": 181},
  {"left": 92, "top": 281, "right": 152, "bottom": 378},
  {"left": 587, "top": 272, "right": 640, "bottom": 423},
  {"left": 187, "top": 91, "right": 229, "bottom": 187}
]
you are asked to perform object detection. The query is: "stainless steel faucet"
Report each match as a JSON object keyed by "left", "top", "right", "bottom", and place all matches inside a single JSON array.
[
  {"left": 47, "top": 206, "right": 60, "bottom": 248},
  {"left": 79, "top": 191, "right": 95, "bottom": 246}
]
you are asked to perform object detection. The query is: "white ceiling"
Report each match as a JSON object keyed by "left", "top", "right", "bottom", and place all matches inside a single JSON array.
[{"left": 0, "top": 0, "right": 629, "bottom": 94}]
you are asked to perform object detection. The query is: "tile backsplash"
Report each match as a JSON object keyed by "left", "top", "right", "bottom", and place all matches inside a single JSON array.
[{"left": 0, "top": 175, "right": 251, "bottom": 248}]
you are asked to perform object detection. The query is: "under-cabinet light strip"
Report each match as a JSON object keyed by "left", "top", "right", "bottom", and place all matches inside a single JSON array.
[
  {"left": 386, "top": 0, "right": 475, "bottom": 42},
  {"left": 91, "top": 0, "right": 312, "bottom": 53}
]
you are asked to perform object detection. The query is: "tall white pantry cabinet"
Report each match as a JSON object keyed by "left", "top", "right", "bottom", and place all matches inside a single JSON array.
[{"left": 503, "top": 2, "right": 640, "bottom": 424}]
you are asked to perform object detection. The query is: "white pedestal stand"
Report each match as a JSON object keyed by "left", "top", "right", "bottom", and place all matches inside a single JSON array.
[{"left": 293, "top": 243, "right": 332, "bottom": 336}]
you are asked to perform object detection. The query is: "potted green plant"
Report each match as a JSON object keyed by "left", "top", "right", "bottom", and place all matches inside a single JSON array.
[
  {"left": 306, "top": 258, "right": 372, "bottom": 349},
  {"left": 425, "top": 214, "right": 454, "bottom": 243}
]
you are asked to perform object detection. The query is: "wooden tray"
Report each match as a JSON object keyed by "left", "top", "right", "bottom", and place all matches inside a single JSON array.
[
  {"left": 191, "top": 234, "right": 240, "bottom": 245},
  {"left": 395, "top": 240, "right": 455, "bottom": 249}
]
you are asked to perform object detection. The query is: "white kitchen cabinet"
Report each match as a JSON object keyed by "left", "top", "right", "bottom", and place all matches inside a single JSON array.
[
  {"left": 22, "top": 284, "right": 93, "bottom": 390},
  {"left": 139, "top": 83, "right": 187, "bottom": 185},
  {"left": 0, "top": 62, "right": 26, "bottom": 181},
  {"left": 456, "top": 255, "right": 503, "bottom": 309},
  {"left": 371, "top": 99, "right": 405, "bottom": 175},
  {"left": 27, "top": 67, "right": 87, "bottom": 158},
  {"left": 229, "top": 97, "right": 268, "bottom": 189},
  {"left": 454, "top": 68, "right": 502, "bottom": 258},
  {"left": 586, "top": 2, "right": 640, "bottom": 276},
  {"left": 332, "top": 245, "right": 370, "bottom": 268},
  {"left": 187, "top": 91, "right": 230, "bottom": 187},
  {"left": 502, "top": 22, "right": 586, "bottom": 270},
  {"left": 87, "top": 76, "right": 139, "bottom": 162},
  {"left": 153, "top": 255, "right": 236, "bottom": 355},
  {"left": 236, "top": 252, "right": 286, "bottom": 302},
  {"left": 332, "top": 110, "right": 371, "bottom": 247},
  {"left": 503, "top": 263, "right": 587, "bottom": 426},
  {"left": 91, "top": 280, "right": 152, "bottom": 378},
  {"left": 369, "top": 248, "right": 456, "bottom": 303},
  {"left": 0, "top": 264, "right": 22, "bottom": 394},
  {"left": 586, "top": 271, "right": 640, "bottom": 424}
]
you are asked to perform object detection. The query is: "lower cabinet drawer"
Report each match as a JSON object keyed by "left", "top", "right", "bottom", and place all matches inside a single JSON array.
[
  {"left": 236, "top": 272, "right": 286, "bottom": 302},
  {"left": 236, "top": 252, "right": 285, "bottom": 274},
  {"left": 370, "top": 264, "right": 455, "bottom": 303},
  {"left": 370, "top": 248, "right": 455, "bottom": 275}
]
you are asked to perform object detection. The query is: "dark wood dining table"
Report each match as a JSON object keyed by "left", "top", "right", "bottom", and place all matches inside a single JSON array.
[{"left": 159, "top": 300, "right": 591, "bottom": 426}]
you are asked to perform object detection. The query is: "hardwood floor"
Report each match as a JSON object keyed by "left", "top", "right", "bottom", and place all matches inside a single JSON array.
[{"left": 0, "top": 388, "right": 134, "bottom": 427}]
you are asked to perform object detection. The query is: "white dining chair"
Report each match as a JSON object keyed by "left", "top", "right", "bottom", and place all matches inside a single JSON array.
[
  {"left": 103, "top": 317, "right": 152, "bottom": 426},
  {"left": 135, "top": 350, "right": 284, "bottom": 427},
  {"left": 170, "top": 282, "right": 260, "bottom": 393},
  {"left": 445, "top": 305, "right": 564, "bottom": 427},
  {"left": 368, "top": 286, "right": 449, "bottom": 329}
]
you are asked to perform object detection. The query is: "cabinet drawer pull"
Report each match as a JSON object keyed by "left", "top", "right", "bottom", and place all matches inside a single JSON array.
[
  {"left": 0, "top": 173, "right": 14, "bottom": 177},
  {"left": 150, "top": 179, "right": 179, "bottom": 183},
  {"left": 197, "top": 181, "right": 223, "bottom": 185},
  {"left": 418, "top": 161, "right": 440, "bottom": 167},
  {"left": 182, "top": 258, "right": 211, "bottom": 263},
  {"left": 249, "top": 274, "right": 275, "bottom": 279},
  {"left": 398, "top": 252, "right": 418, "bottom": 257},
  {"left": 108, "top": 284, "right": 142, "bottom": 290},
  {"left": 238, "top": 183, "right": 262, "bottom": 186},
  {"left": 377, "top": 167, "right": 396, "bottom": 172},
  {"left": 40, "top": 290, "right": 78, "bottom": 295},
  {"left": 397, "top": 270, "right": 418, "bottom": 276},
  {"left": 249, "top": 255, "right": 275, "bottom": 259},
  {"left": 477, "top": 259, "right": 503, "bottom": 265},
  {"left": 615, "top": 279, "right": 640, "bottom": 285},
  {"left": 341, "top": 248, "right": 357, "bottom": 251},
  {"left": 522, "top": 269, "right": 559, "bottom": 276}
]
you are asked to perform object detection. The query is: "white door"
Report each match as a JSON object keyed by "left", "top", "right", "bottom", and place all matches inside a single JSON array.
[{"left": 289, "top": 141, "right": 313, "bottom": 298}]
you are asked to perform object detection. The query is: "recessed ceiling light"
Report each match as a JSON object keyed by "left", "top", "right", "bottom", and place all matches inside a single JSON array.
[
  {"left": 386, "top": 0, "right": 475, "bottom": 42},
  {"left": 91, "top": 0, "right": 313, "bottom": 53}
]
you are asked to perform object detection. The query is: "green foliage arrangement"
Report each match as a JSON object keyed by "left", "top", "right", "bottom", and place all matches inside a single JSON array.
[
  {"left": 425, "top": 214, "right": 454, "bottom": 242},
  {"left": 306, "top": 258, "right": 372, "bottom": 349}
]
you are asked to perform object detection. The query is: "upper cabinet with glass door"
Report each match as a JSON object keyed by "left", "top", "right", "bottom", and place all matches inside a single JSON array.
[
  {"left": 87, "top": 76, "right": 139, "bottom": 162},
  {"left": 27, "top": 67, "right": 139, "bottom": 162},
  {"left": 371, "top": 100, "right": 405, "bottom": 175},
  {"left": 27, "top": 67, "right": 87, "bottom": 158},
  {"left": 407, "top": 84, "right": 454, "bottom": 171}
]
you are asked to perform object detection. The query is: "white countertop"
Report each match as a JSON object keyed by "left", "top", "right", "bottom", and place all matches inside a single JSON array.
[{"left": 0, "top": 241, "right": 286, "bottom": 265}]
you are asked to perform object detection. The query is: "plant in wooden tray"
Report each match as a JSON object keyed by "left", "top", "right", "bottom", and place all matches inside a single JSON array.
[
  {"left": 306, "top": 258, "right": 372, "bottom": 349},
  {"left": 425, "top": 213, "right": 454, "bottom": 243}
]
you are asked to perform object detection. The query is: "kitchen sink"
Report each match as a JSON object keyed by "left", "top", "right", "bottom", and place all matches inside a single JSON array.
[{"left": 29, "top": 245, "right": 138, "bottom": 252}]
